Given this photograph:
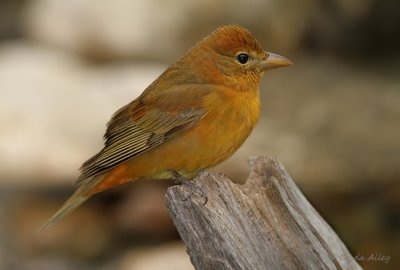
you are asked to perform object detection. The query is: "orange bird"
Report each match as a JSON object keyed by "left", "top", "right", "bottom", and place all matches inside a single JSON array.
[{"left": 41, "top": 25, "right": 292, "bottom": 230}]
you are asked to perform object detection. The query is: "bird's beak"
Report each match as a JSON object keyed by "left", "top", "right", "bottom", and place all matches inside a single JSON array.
[{"left": 261, "top": 52, "right": 293, "bottom": 70}]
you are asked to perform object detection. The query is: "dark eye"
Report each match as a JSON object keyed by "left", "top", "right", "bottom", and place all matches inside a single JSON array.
[{"left": 236, "top": 53, "right": 249, "bottom": 64}]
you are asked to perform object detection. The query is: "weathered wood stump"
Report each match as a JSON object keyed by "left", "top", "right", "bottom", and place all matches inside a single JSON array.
[{"left": 166, "top": 155, "right": 362, "bottom": 270}]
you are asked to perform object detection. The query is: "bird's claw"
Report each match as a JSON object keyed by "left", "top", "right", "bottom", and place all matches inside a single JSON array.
[{"left": 170, "top": 170, "right": 208, "bottom": 205}]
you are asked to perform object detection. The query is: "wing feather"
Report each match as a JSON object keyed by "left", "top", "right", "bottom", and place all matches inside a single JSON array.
[
  {"left": 76, "top": 82, "right": 213, "bottom": 184},
  {"left": 77, "top": 105, "right": 204, "bottom": 183}
]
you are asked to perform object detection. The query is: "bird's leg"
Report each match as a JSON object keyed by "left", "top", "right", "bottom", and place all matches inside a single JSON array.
[{"left": 170, "top": 170, "right": 208, "bottom": 205}]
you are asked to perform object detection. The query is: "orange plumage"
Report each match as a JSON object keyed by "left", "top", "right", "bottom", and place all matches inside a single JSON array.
[{"left": 40, "top": 25, "right": 292, "bottom": 231}]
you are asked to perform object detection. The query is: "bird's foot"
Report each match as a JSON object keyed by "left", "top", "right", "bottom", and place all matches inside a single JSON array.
[{"left": 170, "top": 170, "right": 208, "bottom": 205}]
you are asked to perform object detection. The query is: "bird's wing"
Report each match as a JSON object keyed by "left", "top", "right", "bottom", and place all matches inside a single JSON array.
[{"left": 76, "top": 84, "right": 210, "bottom": 184}]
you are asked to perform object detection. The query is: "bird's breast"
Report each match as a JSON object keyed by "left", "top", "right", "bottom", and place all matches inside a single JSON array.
[
  {"left": 203, "top": 86, "right": 260, "bottom": 130},
  {"left": 191, "top": 86, "right": 261, "bottom": 166},
  {"left": 126, "top": 86, "right": 261, "bottom": 179}
]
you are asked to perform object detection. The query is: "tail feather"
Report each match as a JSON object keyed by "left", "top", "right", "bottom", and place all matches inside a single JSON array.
[
  {"left": 38, "top": 193, "right": 89, "bottom": 233},
  {"left": 38, "top": 168, "right": 128, "bottom": 233}
]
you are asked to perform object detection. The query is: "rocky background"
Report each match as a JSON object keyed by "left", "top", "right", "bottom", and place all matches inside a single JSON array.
[{"left": 0, "top": 0, "right": 399, "bottom": 269}]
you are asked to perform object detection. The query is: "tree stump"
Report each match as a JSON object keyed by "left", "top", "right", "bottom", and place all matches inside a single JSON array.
[{"left": 165, "top": 155, "right": 362, "bottom": 270}]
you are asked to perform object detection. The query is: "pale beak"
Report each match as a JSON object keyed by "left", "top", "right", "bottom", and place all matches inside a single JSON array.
[{"left": 262, "top": 52, "right": 293, "bottom": 70}]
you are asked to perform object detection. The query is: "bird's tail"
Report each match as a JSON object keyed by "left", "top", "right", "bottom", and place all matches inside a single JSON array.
[
  {"left": 39, "top": 166, "right": 132, "bottom": 233},
  {"left": 38, "top": 192, "right": 89, "bottom": 233},
  {"left": 38, "top": 176, "right": 102, "bottom": 233}
]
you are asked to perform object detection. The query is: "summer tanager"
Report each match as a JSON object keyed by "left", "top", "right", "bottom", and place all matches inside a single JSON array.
[{"left": 41, "top": 25, "right": 292, "bottom": 230}]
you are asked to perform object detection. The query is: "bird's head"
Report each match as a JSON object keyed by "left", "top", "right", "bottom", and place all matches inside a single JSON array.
[{"left": 178, "top": 25, "right": 292, "bottom": 91}]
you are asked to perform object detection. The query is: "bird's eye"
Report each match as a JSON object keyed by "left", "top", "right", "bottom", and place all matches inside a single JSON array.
[{"left": 236, "top": 53, "right": 249, "bottom": 64}]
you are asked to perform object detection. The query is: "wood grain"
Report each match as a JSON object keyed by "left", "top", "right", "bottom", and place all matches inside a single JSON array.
[{"left": 166, "top": 156, "right": 362, "bottom": 270}]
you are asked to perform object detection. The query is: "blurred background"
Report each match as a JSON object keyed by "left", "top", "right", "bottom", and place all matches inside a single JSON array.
[{"left": 0, "top": 0, "right": 399, "bottom": 269}]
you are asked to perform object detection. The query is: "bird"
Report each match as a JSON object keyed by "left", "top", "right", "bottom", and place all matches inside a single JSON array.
[{"left": 40, "top": 24, "right": 292, "bottom": 231}]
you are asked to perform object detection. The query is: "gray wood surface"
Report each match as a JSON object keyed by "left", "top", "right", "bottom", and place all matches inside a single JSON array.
[{"left": 166, "top": 156, "right": 362, "bottom": 270}]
